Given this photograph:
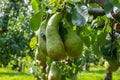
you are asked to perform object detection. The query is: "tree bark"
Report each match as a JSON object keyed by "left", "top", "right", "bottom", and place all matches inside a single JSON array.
[
  {"left": 88, "top": 8, "right": 105, "bottom": 16},
  {"left": 104, "top": 71, "right": 112, "bottom": 80},
  {"left": 83, "top": 62, "right": 90, "bottom": 71},
  {"left": 84, "top": 0, "right": 105, "bottom": 16}
]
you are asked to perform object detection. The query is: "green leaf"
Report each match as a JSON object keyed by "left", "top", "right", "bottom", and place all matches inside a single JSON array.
[
  {"left": 82, "top": 36, "right": 91, "bottom": 48},
  {"left": 30, "top": 0, "right": 40, "bottom": 13},
  {"left": 74, "top": 57, "right": 81, "bottom": 66},
  {"left": 92, "top": 41, "right": 100, "bottom": 55},
  {"left": 97, "top": 32, "right": 107, "bottom": 47},
  {"left": 110, "top": 0, "right": 120, "bottom": 8},
  {"left": 29, "top": 37, "right": 37, "bottom": 49},
  {"left": 101, "top": 41, "right": 112, "bottom": 59},
  {"left": 30, "top": 11, "right": 42, "bottom": 31},
  {"left": 104, "top": 0, "right": 113, "bottom": 13},
  {"left": 72, "top": 5, "right": 88, "bottom": 26}
]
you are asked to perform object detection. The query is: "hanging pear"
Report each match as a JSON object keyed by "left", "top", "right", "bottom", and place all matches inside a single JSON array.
[
  {"left": 104, "top": 59, "right": 119, "bottom": 72},
  {"left": 48, "top": 62, "right": 61, "bottom": 80},
  {"left": 35, "top": 20, "right": 47, "bottom": 63},
  {"left": 34, "top": 20, "right": 48, "bottom": 80},
  {"left": 63, "top": 18, "right": 83, "bottom": 58},
  {"left": 38, "top": 20, "right": 48, "bottom": 56},
  {"left": 35, "top": 47, "right": 46, "bottom": 66},
  {"left": 34, "top": 47, "right": 46, "bottom": 75},
  {"left": 46, "top": 12, "right": 67, "bottom": 60}
]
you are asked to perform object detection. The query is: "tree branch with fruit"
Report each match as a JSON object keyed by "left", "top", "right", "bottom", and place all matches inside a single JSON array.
[{"left": 29, "top": 0, "right": 120, "bottom": 80}]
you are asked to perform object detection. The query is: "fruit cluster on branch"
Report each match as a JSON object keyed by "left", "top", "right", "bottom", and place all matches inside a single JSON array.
[{"left": 35, "top": 11, "right": 83, "bottom": 80}]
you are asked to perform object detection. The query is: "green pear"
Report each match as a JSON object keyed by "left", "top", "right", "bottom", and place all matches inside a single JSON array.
[
  {"left": 38, "top": 20, "right": 47, "bottom": 56},
  {"left": 35, "top": 47, "right": 46, "bottom": 65},
  {"left": 46, "top": 12, "right": 67, "bottom": 61},
  {"left": 63, "top": 18, "right": 83, "bottom": 58},
  {"left": 48, "top": 62, "right": 61, "bottom": 80},
  {"left": 104, "top": 59, "right": 119, "bottom": 72}
]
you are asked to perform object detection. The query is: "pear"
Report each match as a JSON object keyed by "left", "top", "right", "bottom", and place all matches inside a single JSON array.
[
  {"left": 48, "top": 62, "right": 61, "bottom": 80},
  {"left": 63, "top": 18, "right": 83, "bottom": 58},
  {"left": 35, "top": 47, "right": 47, "bottom": 74},
  {"left": 46, "top": 12, "right": 67, "bottom": 61},
  {"left": 35, "top": 47, "right": 46, "bottom": 65},
  {"left": 35, "top": 20, "right": 47, "bottom": 62},
  {"left": 104, "top": 59, "right": 119, "bottom": 72},
  {"left": 35, "top": 20, "right": 47, "bottom": 61},
  {"left": 38, "top": 20, "right": 47, "bottom": 56}
]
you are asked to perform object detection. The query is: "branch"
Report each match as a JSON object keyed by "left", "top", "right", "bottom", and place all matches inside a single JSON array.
[
  {"left": 83, "top": 0, "right": 105, "bottom": 16},
  {"left": 88, "top": 8, "right": 105, "bottom": 16}
]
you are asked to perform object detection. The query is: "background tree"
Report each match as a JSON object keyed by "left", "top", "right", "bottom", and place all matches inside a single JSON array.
[{"left": 0, "top": 0, "right": 34, "bottom": 71}]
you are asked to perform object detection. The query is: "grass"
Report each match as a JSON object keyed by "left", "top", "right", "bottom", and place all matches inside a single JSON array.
[
  {"left": 0, "top": 67, "right": 35, "bottom": 80},
  {"left": 0, "top": 65, "right": 120, "bottom": 80},
  {"left": 78, "top": 65, "right": 120, "bottom": 80}
]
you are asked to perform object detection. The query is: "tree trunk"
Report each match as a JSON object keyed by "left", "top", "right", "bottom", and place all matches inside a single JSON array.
[
  {"left": 104, "top": 71, "right": 112, "bottom": 80},
  {"left": 83, "top": 62, "right": 90, "bottom": 71},
  {"left": 17, "top": 63, "right": 22, "bottom": 72}
]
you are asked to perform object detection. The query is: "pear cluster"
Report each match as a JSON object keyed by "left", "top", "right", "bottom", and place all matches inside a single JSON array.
[
  {"left": 34, "top": 12, "right": 83, "bottom": 79},
  {"left": 35, "top": 12, "right": 83, "bottom": 61}
]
